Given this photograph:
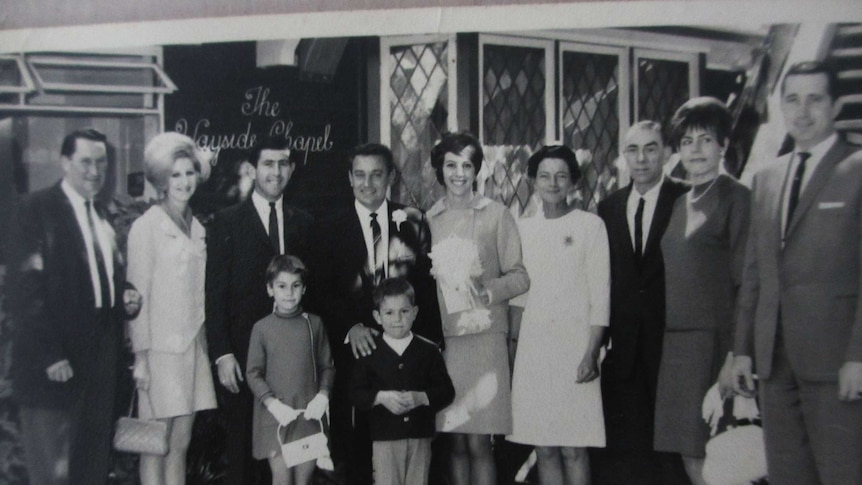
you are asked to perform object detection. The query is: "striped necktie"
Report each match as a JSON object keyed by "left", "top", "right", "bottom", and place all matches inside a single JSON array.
[{"left": 370, "top": 212, "right": 384, "bottom": 286}]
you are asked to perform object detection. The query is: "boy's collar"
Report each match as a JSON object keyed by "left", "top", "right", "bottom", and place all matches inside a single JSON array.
[{"left": 382, "top": 332, "right": 414, "bottom": 355}]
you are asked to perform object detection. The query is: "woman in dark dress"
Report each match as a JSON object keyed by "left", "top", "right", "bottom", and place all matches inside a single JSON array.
[{"left": 653, "top": 97, "right": 751, "bottom": 485}]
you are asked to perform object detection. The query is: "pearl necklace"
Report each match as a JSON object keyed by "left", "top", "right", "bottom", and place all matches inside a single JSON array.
[{"left": 687, "top": 176, "right": 719, "bottom": 204}]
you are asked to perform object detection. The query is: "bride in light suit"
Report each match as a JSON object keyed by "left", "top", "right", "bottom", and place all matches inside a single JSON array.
[{"left": 127, "top": 132, "right": 217, "bottom": 485}]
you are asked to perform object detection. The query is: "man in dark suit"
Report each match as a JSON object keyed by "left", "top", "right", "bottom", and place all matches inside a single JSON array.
[
  {"left": 733, "top": 61, "right": 862, "bottom": 485},
  {"left": 313, "top": 143, "right": 439, "bottom": 485},
  {"left": 205, "top": 136, "right": 314, "bottom": 485},
  {"left": 596, "top": 121, "right": 689, "bottom": 485},
  {"left": 7, "top": 128, "right": 137, "bottom": 485}
]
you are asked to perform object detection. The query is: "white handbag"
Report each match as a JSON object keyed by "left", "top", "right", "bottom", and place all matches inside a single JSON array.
[
  {"left": 703, "top": 394, "right": 767, "bottom": 485},
  {"left": 278, "top": 414, "right": 329, "bottom": 469},
  {"left": 277, "top": 314, "right": 330, "bottom": 468}
]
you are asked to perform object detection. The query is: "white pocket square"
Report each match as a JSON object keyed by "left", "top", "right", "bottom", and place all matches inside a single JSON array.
[{"left": 818, "top": 201, "right": 845, "bottom": 209}]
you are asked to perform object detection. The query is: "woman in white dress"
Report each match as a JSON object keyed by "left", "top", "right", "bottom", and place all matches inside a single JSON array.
[
  {"left": 508, "top": 145, "right": 610, "bottom": 485},
  {"left": 127, "top": 132, "right": 217, "bottom": 485}
]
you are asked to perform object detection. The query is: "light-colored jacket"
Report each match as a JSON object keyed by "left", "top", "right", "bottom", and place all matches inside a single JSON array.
[
  {"left": 127, "top": 205, "right": 207, "bottom": 353},
  {"left": 427, "top": 195, "right": 529, "bottom": 336}
]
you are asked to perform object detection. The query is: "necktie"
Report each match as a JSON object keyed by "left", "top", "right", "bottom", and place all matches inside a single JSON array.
[
  {"left": 85, "top": 200, "right": 111, "bottom": 309},
  {"left": 268, "top": 202, "right": 280, "bottom": 253},
  {"left": 370, "top": 212, "right": 384, "bottom": 286},
  {"left": 786, "top": 151, "right": 810, "bottom": 234},
  {"left": 634, "top": 197, "right": 645, "bottom": 260}
]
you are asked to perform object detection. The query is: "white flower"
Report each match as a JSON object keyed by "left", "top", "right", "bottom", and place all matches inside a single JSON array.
[
  {"left": 430, "top": 236, "right": 485, "bottom": 316},
  {"left": 575, "top": 148, "right": 592, "bottom": 165},
  {"left": 392, "top": 209, "right": 408, "bottom": 231},
  {"left": 453, "top": 308, "right": 492, "bottom": 335},
  {"left": 429, "top": 236, "right": 483, "bottom": 291}
]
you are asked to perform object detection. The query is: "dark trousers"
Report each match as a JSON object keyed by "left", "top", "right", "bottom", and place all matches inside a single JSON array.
[
  {"left": 20, "top": 310, "right": 120, "bottom": 485},
  {"left": 219, "top": 385, "right": 271, "bottom": 485},
  {"left": 762, "top": 334, "right": 862, "bottom": 485},
  {"left": 598, "top": 344, "right": 689, "bottom": 485},
  {"left": 18, "top": 406, "right": 71, "bottom": 485},
  {"left": 331, "top": 351, "right": 373, "bottom": 485}
]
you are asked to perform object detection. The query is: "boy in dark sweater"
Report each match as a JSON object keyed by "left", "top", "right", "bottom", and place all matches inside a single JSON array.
[{"left": 349, "top": 277, "right": 455, "bottom": 485}]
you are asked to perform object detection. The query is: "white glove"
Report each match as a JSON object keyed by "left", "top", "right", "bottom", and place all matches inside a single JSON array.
[
  {"left": 266, "top": 399, "right": 300, "bottom": 426},
  {"left": 132, "top": 353, "right": 150, "bottom": 391},
  {"left": 304, "top": 393, "right": 329, "bottom": 421}
]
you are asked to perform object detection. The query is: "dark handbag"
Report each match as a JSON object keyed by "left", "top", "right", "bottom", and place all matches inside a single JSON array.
[{"left": 113, "top": 388, "right": 169, "bottom": 456}]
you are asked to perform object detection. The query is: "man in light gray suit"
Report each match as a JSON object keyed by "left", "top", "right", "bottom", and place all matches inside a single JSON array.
[{"left": 732, "top": 61, "right": 862, "bottom": 485}]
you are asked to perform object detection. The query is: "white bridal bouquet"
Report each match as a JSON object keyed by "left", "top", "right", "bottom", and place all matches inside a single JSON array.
[{"left": 429, "top": 236, "right": 491, "bottom": 335}]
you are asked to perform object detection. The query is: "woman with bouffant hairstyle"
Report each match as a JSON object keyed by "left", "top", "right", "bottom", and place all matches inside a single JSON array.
[
  {"left": 653, "top": 98, "right": 750, "bottom": 485},
  {"left": 127, "top": 132, "right": 217, "bottom": 485}
]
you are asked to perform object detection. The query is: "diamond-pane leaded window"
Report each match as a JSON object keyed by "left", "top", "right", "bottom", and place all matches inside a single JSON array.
[
  {"left": 638, "top": 57, "right": 690, "bottom": 131},
  {"left": 388, "top": 41, "right": 450, "bottom": 209},
  {"left": 481, "top": 42, "right": 548, "bottom": 212},
  {"left": 562, "top": 50, "right": 621, "bottom": 212}
]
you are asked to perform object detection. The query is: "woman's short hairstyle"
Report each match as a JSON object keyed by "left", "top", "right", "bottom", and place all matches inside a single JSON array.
[
  {"left": 265, "top": 254, "right": 309, "bottom": 285},
  {"left": 526, "top": 145, "right": 582, "bottom": 183},
  {"left": 144, "top": 132, "right": 202, "bottom": 193},
  {"left": 668, "top": 96, "right": 732, "bottom": 151},
  {"left": 430, "top": 132, "right": 484, "bottom": 186}
]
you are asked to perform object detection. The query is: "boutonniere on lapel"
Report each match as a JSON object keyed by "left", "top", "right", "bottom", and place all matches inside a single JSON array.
[{"left": 392, "top": 209, "right": 408, "bottom": 231}]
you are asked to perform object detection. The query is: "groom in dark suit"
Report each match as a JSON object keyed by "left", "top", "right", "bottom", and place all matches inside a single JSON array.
[
  {"left": 313, "top": 143, "right": 439, "bottom": 485},
  {"left": 7, "top": 129, "right": 135, "bottom": 485},
  {"left": 596, "top": 121, "right": 689, "bottom": 485},
  {"left": 205, "top": 136, "right": 314, "bottom": 485}
]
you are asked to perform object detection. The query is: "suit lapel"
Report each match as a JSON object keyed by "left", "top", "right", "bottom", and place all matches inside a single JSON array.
[
  {"left": 785, "top": 140, "right": 852, "bottom": 238},
  {"left": 644, "top": 179, "right": 677, "bottom": 258},
  {"left": 614, "top": 185, "right": 637, "bottom": 257},
  {"left": 280, "top": 198, "right": 297, "bottom": 253},
  {"left": 242, "top": 198, "right": 271, "bottom": 250},
  {"left": 766, "top": 154, "right": 793, "bottom": 250},
  {"left": 387, "top": 203, "right": 398, "bottom": 237},
  {"left": 640, "top": 178, "right": 679, "bottom": 257},
  {"left": 53, "top": 186, "right": 91, "bottom": 276},
  {"left": 93, "top": 201, "right": 125, "bottom": 272},
  {"left": 345, "top": 207, "right": 372, "bottom": 280}
]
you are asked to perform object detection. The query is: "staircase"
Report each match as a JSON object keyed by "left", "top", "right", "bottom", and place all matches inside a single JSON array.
[{"left": 830, "top": 23, "right": 862, "bottom": 145}]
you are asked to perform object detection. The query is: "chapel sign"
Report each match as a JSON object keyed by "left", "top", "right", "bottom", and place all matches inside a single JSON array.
[{"left": 174, "top": 85, "right": 334, "bottom": 166}]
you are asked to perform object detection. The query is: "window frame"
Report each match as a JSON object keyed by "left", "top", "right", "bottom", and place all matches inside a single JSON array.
[
  {"left": 478, "top": 33, "right": 555, "bottom": 147},
  {"left": 632, "top": 47, "right": 700, "bottom": 122},
  {"left": 0, "top": 54, "right": 37, "bottom": 94},
  {"left": 379, "top": 34, "right": 459, "bottom": 146},
  {"left": 26, "top": 55, "right": 177, "bottom": 94},
  {"left": 558, "top": 41, "right": 631, "bottom": 155}
]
